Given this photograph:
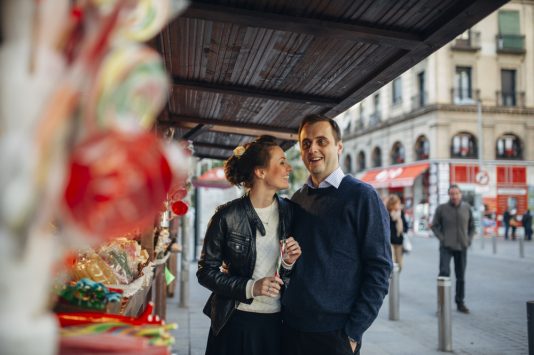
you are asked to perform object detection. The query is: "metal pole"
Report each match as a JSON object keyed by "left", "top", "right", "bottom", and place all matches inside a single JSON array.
[
  {"left": 492, "top": 235, "right": 497, "bottom": 254},
  {"left": 480, "top": 234, "right": 485, "bottom": 250},
  {"left": 520, "top": 235, "right": 525, "bottom": 258},
  {"left": 179, "top": 215, "right": 189, "bottom": 308},
  {"left": 194, "top": 186, "right": 200, "bottom": 261},
  {"left": 437, "top": 276, "right": 452, "bottom": 352},
  {"left": 528, "top": 301, "right": 534, "bottom": 355},
  {"left": 389, "top": 263, "right": 400, "bottom": 321}
]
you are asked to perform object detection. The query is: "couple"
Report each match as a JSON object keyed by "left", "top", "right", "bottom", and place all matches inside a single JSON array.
[{"left": 197, "top": 115, "right": 393, "bottom": 355}]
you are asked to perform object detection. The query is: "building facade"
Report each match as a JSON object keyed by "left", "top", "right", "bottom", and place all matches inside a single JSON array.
[{"left": 339, "top": 0, "right": 534, "bottom": 233}]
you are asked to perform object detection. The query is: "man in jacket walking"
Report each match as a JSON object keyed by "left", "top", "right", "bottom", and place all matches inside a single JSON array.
[{"left": 431, "top": 184, "right": 475, "bottom": 314}]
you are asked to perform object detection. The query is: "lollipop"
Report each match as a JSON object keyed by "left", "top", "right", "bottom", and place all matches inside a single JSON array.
[
  {"left": 86, "top": 45, "right": 169, "bottom": 130},
  {"left": 63, "top": 130, "right": 172, "bottom": 240}
]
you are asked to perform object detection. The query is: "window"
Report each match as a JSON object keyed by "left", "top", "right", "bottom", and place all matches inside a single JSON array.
[
  {"left": 343, "top": 154, "right": 353, "bottom": 173},
  {"left": 392, "top": 78, "right": 402, "bottom": 105},
  {"left": 450, "top": 132, "right": 478, "bottom": 158},
  {"left": 501, "top": 69, "right": 516, "bottom": 106},
  {"left": 415, "top": 135, "right": 430, "bottom": 160},
  {"left": 412, "top": 71, "right": 426, "bottom": 108},
  {"left": 370, "top": 94, "right": 381, "bottom": 125},
  {"left": 455, "top": 66, "right": 472, "bottom": 103},
  {"left": 497, "top": 10, "right": 524, "bottom": 52},
  {"left": 357, "top": 151, "right": 366, "bottom": 172},
  {"left": 390, "top": 142, "right": 405, "bottom": 165},
  {"left": 372, "top": 147, "right": 382, "bottom": 168},
  {"left": 496, "top": 134, "right": 523, "bottom": 160}
]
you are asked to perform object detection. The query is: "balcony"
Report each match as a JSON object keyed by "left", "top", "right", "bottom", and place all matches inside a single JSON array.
[
  {"left": 496, "top": 91, "right": 525, "bottom": 107},
  {"left": 450, "top": 88, "right": 479, "bottom": 105},
  {"left": 451, "top": 31, "right": 481, "bottom": 51},
  {"left": 369, "top": 112, "right": 382, "bottom": 126},
  {"left": 496, "top": 34, "right": 526, "bottom": 54},
  {"left": 411, "top": 91, "right": 428, "bottom": 110}
]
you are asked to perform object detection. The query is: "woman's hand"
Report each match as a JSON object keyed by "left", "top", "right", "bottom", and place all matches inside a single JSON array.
[
  {"left": 282, "top": 237, "right": 301, "bottom": 265},
  {"left": 253, "top": 276, "right": 283, "bottom": 298}
]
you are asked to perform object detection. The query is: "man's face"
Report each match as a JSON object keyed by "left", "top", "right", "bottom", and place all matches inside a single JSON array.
[
  {"left": 449, "top": 187, "right": 462, "bottom": 206},
  {"left": 299, "top": 121, "right": 343, "bottom": 186}
]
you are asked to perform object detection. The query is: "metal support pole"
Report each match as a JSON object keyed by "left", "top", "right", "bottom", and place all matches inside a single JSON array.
[
  {"left": 492, "top": 235, "right": 497, "bottom": 254},
  {"left": 520, "top": 235, "right": 525, "bottom": 258},
  {"left": 528, "top": 301, "right": 534, "bottom": 355},
  {"left": 194, "top": 187, "right": 201, "bottom": 261},
  {"left": 389, "top": 263, "right": 400, "bottom": 321},
  {"left": 179, "top": 215, "right": 189, "bottom": 308},
  {"left": 437, "top": 276, "right": 452, "bottom": 352}
]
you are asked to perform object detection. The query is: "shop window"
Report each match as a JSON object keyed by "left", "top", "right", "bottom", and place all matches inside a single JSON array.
[
  {"left": 415, "top": 135, "right": 430, "bottom": 160},
  {"left": 450, "top": 132, "right": 477, "bottom": 158},
  {"left": 496, "top": 134, "right": 523, "bottom": 160},
  {"left": 343, "top": 154, "right": 353, "bottom": 174},
  {"left": 390, "top": 141, "right": 405, "bottom": 165},
  {"left": 372, "top": 146, "right": 382, "bottom": 168},
  {"left": 357, "top": 151, "right": 366, "bottom": 172}
]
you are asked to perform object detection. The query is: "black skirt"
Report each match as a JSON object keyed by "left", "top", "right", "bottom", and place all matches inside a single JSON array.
[{"left": 205, "top": 310, "right": 281, "bottom": 355}]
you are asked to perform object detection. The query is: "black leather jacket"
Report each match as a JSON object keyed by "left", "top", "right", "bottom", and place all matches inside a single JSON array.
[{"left": 197, "top": 193, "right": 294, "bottom": 335}]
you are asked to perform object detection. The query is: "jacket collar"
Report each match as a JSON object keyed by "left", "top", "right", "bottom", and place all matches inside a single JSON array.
[{"left": 242, "top": 193, "right": 285, "bottom": 237}]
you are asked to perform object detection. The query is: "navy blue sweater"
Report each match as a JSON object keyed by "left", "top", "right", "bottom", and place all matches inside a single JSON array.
[{"left": 282, "top": 175, "right": 392, "bottom": 342}]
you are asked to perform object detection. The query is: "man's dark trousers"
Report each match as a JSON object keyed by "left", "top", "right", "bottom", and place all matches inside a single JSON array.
[
  {"left": 438, "top": 245, "right": 467, "bottom": 305},
  {"left": 282, "top": 322, "right": 360, "bottom": 355}
]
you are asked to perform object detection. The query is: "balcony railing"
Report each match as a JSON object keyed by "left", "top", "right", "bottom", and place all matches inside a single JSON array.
[
  {"left": 450, "top": 88, "right": 479, "bottom": 105},
  {"left": 411, "top": 91, "right": 427, "bottom": 110},
  {"left": 496, "top": 91, "right": 525, "bottom": 107},
  {"left": 451, "top": 31, "right": 481, "bottom": 51},
  {"left": 496, "top": 34, "right": 526, "bottom": 54},
  {"left": 369, "top": 112, "right": 382, "bottom": 126}
]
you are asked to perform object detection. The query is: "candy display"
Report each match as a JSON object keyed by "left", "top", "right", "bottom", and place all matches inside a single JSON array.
[
  {"left": 60, "top": 278, "right": 122, "bottom": 311},
  {"left": 71, "top": 253, "right": 119, "bottom": 285}
]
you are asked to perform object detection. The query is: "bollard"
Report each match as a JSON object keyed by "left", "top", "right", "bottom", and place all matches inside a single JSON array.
[
  {"left": 492, "top": 235, "right": 497, "bottom": 254},
  {"left": 520, "top": 236, "right": 525, "bottom": 258},
  {"left": 480, "top": 235, "right": 485, "bottom": 250},
  {"left": 437, "top": 277, "right": 452, "bottom": 352},
  {"left": 179, "top": 215, "right": 189, "bottom": 308},
  {"left": 528, "top": 301, "right": 534, "bottom": 355},
  {"left": 389, "top": 263, "right": 400, "bottom": 321}
]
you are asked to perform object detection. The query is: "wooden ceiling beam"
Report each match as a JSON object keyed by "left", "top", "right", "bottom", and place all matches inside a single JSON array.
[
  {"left": 172, "top": 77, "right": 338, "bottom": 107},
  {"left": 182, "top": 3, "right": 425, "bottom": 50},
  {"left": 161, "top": 114, "right": 299, "bottom": 141}
]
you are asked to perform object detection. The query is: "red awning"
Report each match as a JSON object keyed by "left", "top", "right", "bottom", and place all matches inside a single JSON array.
[
  {"left": 192, "top": 167, "right": 233, "bottom": 189},
  {"left": 360, "top": 163, "right": 430, "bottom": 189}
]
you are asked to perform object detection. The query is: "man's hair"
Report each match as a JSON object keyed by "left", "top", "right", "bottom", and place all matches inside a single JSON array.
[
  {"left": 298, "top": 114, "right": 342, "bottom": 143},
  {"left": 448, "top": 184, "right": 461, "bottom": 193}
]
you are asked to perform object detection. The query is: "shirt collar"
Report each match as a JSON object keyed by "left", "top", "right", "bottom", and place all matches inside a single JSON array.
[{"left": 306, "top": 167, "right": 345, "bottom": 189}]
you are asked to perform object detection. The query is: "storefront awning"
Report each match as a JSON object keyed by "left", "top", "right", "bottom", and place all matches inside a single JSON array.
[
  {"left": 192, "top": 167, "right": 233, "bottom": 189},
  {"left": 360, "top": 163, "right": 430, "bottom": 189}
]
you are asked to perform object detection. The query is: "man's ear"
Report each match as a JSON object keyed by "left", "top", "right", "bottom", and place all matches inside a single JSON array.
[{"left": 337, "top": 140, "right": 343, "bottom": 156}]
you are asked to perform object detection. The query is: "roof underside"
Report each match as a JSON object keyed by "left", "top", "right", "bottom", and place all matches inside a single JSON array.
[{"left": 155, "top": 0, "right": 508, "bottom": 160}]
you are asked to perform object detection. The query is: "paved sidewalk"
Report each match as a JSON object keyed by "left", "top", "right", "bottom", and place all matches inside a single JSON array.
[{"left": 167, "top": 235, "right": 533, "bottom": 355}]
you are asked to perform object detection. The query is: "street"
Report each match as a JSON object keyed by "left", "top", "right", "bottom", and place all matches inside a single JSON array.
[{"left": 168, "top": 235, "right": 534, "bottom": 355}]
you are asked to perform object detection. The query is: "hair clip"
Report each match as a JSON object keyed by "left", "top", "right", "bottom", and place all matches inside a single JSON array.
[{"left": 233, "top": 146, "right": 246, "bottom": 157}]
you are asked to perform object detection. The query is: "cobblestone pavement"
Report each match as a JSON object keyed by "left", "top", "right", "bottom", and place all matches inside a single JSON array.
[{"left": 167, "top": 235, "right": 534, "bottom": 355}]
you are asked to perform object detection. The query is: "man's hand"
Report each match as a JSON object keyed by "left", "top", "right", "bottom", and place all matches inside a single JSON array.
[{"left": 349, "top": 337, "right": 357, "bottom": 353}]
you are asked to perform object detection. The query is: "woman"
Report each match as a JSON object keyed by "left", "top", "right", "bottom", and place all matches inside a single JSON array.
[
  {"left": 197, "top": 135, "right": 302, "bottom": 355},
  {"left": 386, "top": 195, "right": 408, "bottom": 271}
]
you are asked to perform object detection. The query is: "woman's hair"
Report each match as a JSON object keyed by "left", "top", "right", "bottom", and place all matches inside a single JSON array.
[
  {"left": 224, "top": 135, "right": 278, "bottom": 188},
  {"left": 386, "top": 194, "right": 401, "bottom": 212}
]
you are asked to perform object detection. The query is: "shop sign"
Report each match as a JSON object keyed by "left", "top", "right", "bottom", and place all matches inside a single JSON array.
[
  {"left": 497, "top": 188, "right": 527, "bottom": 195},
  {"left": 375, "top": 167, "right": 403, "bottom": 181},
  {"left": 475, "top": 170, "right": 490, "bottom": 186}
]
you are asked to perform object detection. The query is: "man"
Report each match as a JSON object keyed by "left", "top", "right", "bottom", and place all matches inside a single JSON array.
[
  {"left": 282, "top": 114, "right": 392, "bottom": 355},
  {"left": 431, "top": 185, "right": 475, "bottom": 314},
  {"left": 522, "top": 210, "right": 532, "bottom": 241},
  {"left": 503, "top": 209, "right": 511, "bottom": 240}
]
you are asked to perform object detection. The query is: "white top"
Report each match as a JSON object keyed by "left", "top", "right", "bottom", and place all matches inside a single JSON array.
[{"left": 237, "top": 199, "right": 281, "bottom": 313}]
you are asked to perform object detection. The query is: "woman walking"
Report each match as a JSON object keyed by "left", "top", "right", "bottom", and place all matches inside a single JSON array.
[
  {"left": 197, "top": 135, "right": 302, "bottom": 355},
  {"left": 387, "top": 195, "right": 408, "bottom": 271}
]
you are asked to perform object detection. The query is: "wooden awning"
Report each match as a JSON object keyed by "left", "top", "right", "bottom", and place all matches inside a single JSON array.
[{"left": 154, "top": 0, "right": 507, "bottom": 160}]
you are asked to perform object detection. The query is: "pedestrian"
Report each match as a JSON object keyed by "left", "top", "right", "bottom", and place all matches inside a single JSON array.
[
  {"left": 431, "top": 184, "right": 475, "bottom": 314},
  {"left": 386, "top": 194, "right": 408, "bottom": 271},
  {"left": 281, "top": 114, "right": 392, "bottom": 355},
  {"left": 523, "top": 210, "right": 532, "bottom": 241},
  {"left": 503, "top": 209, "right": 511, "bottom": 240},
  {"left": 510, "top": 209, "right": 519, "bottom": 240},
  {"left": 197, "top": 135, "right": 302, "bottom": 355}
]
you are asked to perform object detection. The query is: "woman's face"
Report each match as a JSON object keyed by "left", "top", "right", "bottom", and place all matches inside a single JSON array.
[
  {"left": 391, "top": 202, "right": 401, "bottom": 213},
  {"left": 262, "top": 146, "right": 292, "bottom": 190}
]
